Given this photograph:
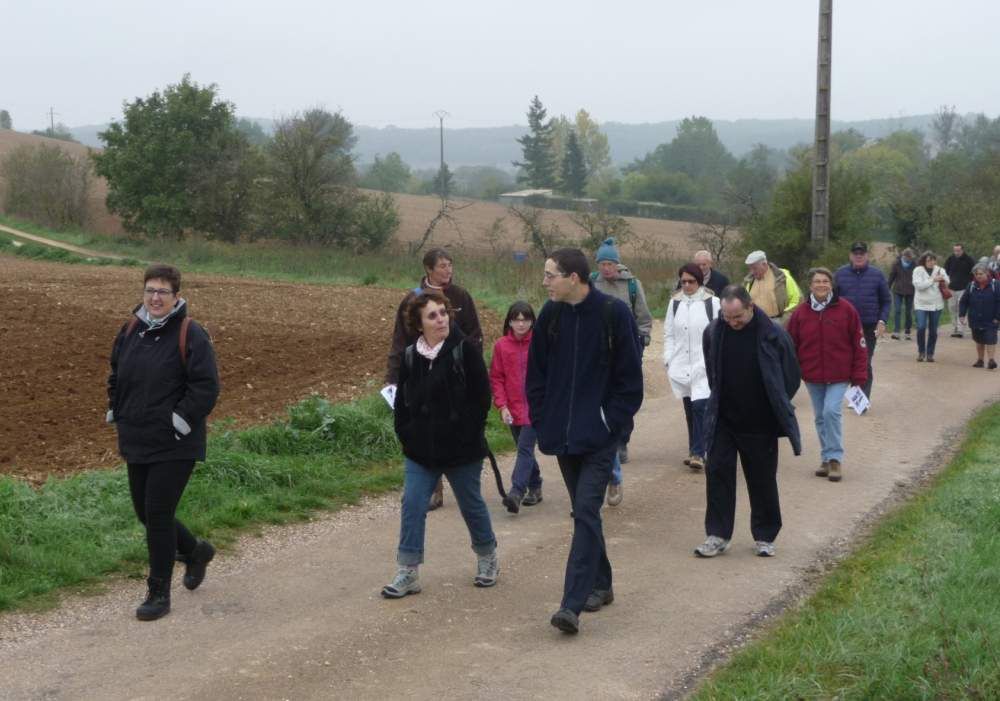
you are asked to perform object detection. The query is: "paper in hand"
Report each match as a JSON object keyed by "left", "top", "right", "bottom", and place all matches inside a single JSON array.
[
  {"left": 844, "top": 385, "right": 870, "bottom": 415},
  {"left": 381, "top": 384, "right": 397, "bottom": 410}
]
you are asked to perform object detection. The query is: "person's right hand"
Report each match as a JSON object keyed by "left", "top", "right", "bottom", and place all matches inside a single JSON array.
[
  {"left": 960, "top": 316, "right": 968, "bottom": 326},
  {"left": 500, "top": 407, "right": 513, "bottom": 425}
]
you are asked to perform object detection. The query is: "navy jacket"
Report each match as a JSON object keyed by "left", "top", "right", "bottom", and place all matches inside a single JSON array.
[
  {"left": 526, "top": 287, "right": 644, "bottom": 456},
  {"left": 834, "top": 264, "right": 891, "bottom": 326},
  {"left": 702, "top": 307, "right": 802, "bottom": 455},
  {"left": 958, "top": 280, "right": 1000, "bottom": 330}
]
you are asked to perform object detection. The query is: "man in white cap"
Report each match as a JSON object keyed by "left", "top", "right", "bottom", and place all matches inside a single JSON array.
[{"left": 743, "top": 251, "right": 801, "bottom": 325}]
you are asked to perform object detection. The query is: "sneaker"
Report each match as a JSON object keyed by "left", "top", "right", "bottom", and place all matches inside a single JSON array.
[
  {"left": 927, "top": 356, "right": 935, "bottom": 363},
  {"left": 606, "top": 483, "right": 623, "bottom": 506},
  {"left": 828, "top": 459, "right": 842, "bottom": 482},
  {"left": 973, "top": 359, "right": 985, "bottom": 368},
  {"left": 583, "top": 588, "right": 614, "bottom": 612},
  {"left": 694, "top": 535, "right": 731, "bottom": 558},
  {"left": 381, "top": 567, "right": 421, "bottom": 598},
  {"left": 905, "top": 334, "right": 912, "bottom": 341},
  {"left": 502, "top": 489, "right": 523, "bottom": 514},
  {"left": 890, "top": 333, "right": 900, "bottom": 340},
  {"left": 815, "top": 461, "right": 829, "bottom": 477},
  {"left": 521, "top": 487, "right": 543, "bottom": 506},
  {"left": 682, "top": 455, "right": 692, "bottom": 466},
  {"left": 990, "top": 359, "right": 998, "bottom": 370},
  {"left": 917, "top": 354, "right": 925, "bottom": 362},
  {"left": 550, "top": 608, "right": 579, "bottom": 634},
  {"left": 688, "top": 455, "right": 705, "bottom": 470},
  {"left": 951, "top": 332, "right": 964, "bottom": 338},
  {"left": 474, "top": 552, "right": 499, "bottom": 588},
  {"left": 754, "top": 541, "right": 776, "bottom": 557},
  {"left": 618, "top": 445, "right": 629, "bottom": 464}
]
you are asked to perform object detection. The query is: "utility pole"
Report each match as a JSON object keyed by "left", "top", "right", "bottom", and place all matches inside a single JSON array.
[
  {"left": 48, "top": 106, "right": 59, "bottom": 133},
  {"left": 811, "top": 0, "right": 832, "bottom": 244},
  {"left": 433, "top": 110, "right": 450, "bottom": 201}
]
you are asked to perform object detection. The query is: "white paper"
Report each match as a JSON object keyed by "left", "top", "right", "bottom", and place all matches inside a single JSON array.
[
  {"left": 381, "top": 384, "right": 397, "bottom": 410},
  {"left": 844, "top": 385, "right": 870, "bottom": 415}
]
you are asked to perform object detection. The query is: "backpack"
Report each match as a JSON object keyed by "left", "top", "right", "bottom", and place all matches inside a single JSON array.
[
  {"left": 590, "top": 271, "right": 637, "bottom": 313},
  {"left": 671, "top": 298, "right": 716, "bottom": 323},
  {"left": 545, "top": 297, "right": 618, "bottom": 366},
  {"left": 125, "top": 315, "right": 192, "bottom": 368}
]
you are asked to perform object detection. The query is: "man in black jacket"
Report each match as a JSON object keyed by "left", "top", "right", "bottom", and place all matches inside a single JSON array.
[
  {"left": 945, "top": 243, "right": 976, "bottom": 337},
  {"left": 527, "top": 248, "right": 643, "bottom": 635},
  {"left": 695, "top": 285, "right": 801, "bottom": 560}
]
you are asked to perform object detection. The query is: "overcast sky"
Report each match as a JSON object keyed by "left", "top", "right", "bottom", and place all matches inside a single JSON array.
[{"left": 3, "top": 0, "right": 998, "bottom": 132}]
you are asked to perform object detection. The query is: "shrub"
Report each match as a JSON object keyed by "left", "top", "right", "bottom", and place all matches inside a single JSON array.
[{"left": 1, "top": 144, "right": 91, "bottom": 228}]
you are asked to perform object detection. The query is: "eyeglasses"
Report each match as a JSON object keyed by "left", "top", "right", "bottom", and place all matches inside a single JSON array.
[
  {"left": 680, "top": 278, "right": 699, "bottom": 285},
  {"left": 424, "top": 310, "right": 449, "bottom": 320},
  {"left": 143, "top": 287, "right": 174, "bottom": 297},
  {"left": 543, "top": 271, "right": 568, "bottom": 280}
]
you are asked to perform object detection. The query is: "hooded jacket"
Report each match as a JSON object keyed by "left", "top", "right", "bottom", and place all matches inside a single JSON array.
[
  {"left": 663, "top": 287, "right": 720, "bottom": 400},
  {"left": 591, "top": 263, "right": 654, "bottom": 341},
  {"left": 526, "top": 287, "right": 644, "bottom": 456},
  {"left": 702, "top": 306, "right": 802, "bottom": 455},
  {"left": 393, "top": 326, "right": 491, "bottom": 470},
  {"left": 786, "top": 292, "right": 868, "bottom": 386},
  {"left": 834, "top": 263, "right": 891, "bottom": 326},
  {"left": 107, "top": 300, "right": 220, "bottom": 464},
  {"left": 489, "top": 329, "right": 532, "bottom": 426}
]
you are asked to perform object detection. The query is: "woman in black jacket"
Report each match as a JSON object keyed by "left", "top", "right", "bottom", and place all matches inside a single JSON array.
[
  {"left": 382, "top": 291, "right": 498, "bottom": 598},
  {"left": 107, "top": 264, "right": 220, "bottom": 620}
]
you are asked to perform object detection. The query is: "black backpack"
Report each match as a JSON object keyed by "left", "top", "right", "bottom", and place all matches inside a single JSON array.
[{"left": 671, "top": 298, "right": 716, "bottom": 323}]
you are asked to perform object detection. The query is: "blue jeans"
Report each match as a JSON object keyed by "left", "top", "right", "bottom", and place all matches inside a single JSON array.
[
  {"left": 611, "top": 451, "right": 622, "bottom": 486},
  {"left": 397, "top": 458, "right": 496, "bottom": 566},
  {"left": 892, "top": 293, "right": 913, "bottom": 334},
  {"left": 682, "top": 397, "right": 709, "bottom": 457},
  {"left": 805, "top": 382, "right": 848, "bottom": 462},
  {"left": 557, "top": 442, "right": 616, "bottom": 614},
  {"left": 509, "top": 424, "right": 542, "bottom": 494},
  {"left": 915, "top": 309, "right": 942, "bottom": 357}
]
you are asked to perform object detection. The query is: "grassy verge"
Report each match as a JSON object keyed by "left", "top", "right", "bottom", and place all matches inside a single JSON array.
[
  {"left": 0, "top": 393, "right": 514, "bottom": 612},
  {"left": 691, "top": 402, "right": 1000, "bottom": 700},
  {"left": 0, "top": 232, "right": 141, "bottom": 268}
]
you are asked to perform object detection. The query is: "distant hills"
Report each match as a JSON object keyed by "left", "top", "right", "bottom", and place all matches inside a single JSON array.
[{"left": 67, "top": 114, "right": 940, "bottom": 170}]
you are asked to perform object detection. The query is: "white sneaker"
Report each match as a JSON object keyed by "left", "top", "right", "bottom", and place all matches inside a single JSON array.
[
  {"left": 606, "top": 483, "right": 623, "bottom": 506},
  {"left": 381, "top": 567, "right": 421, "bottom": 598},
  {"left": 474, "top": 552, "right": 499, "bottom": 587},
  {"left": 754, "top": 541, "right": 776, "bottom": 557},
  {"left": 694, "top": 535, "right": 731, "bottom": 558}
]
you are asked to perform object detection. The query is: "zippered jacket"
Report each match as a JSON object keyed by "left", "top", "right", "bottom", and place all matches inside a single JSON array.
[
  {"left": 958, "top": 280, "right": 1000, "bottom": 329},
  {"left": 887, "top": 257, "right": 916, "bottom": 296},
  {"left": 489, "top": 329, "right": 532, "bottom": 426},
  {"left": 834, "top": 263, "right": 891, "bottom": 325},
  {"left": 526, "top": 287, "right": 644, "bottom": 456},
  {"left": 786, "top": 293, "right": 868, "bottom": 386},
  {"left": 591, "top": 264, "right": 653, "bottom": 340}
]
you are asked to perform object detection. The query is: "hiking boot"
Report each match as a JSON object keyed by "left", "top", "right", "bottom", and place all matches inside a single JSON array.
[
  {"left": 502, "top": 489, "right": 523, "bottom": 514},
  {"left": 428, "top": 480, "right": 444, "bottom": 511},
  {"left": 136, "top": 577, "right": 171, "bottom": 621},
  {"left": 618, "top": 445, "right": 629, "bottom": 464},
  {"left": 688, "top": 455, "right": 705, "bottom": 470},
  {"left": 815, "top": 461, "right": 830, "bottom": 477},
  {"left": 926, "top": 356, "right": 935, "bottom": 363},
  {"left": 381, "top": 567, "right": 421, "bottom": 598},
  {"left": 890, "top": 333, "right": 900, "bottom": 340},
  {"left": 917, "top": 354, "right": 925, "bottom": 362},
  {"left": 694, "top": 535, "right": 731, "bottom": 558},
  {"left": 583, "top": 588, "right": 614, "bottom": 612},
  {"left": 606, "top": 483, "right": 623, "bottom": 506},
  {"left": 550, "top": 608, "right": 579, "bottom": 634},
  {"left": 182, "top": 539, "right": 215, "bottom": 591},
  {"left": 973, "top": 359, "right": 985, "bottom": 368},
  {"left": 754, "top": 541, "right": 776, "bottom": 557},
  {"left": 990, "top": 359, "right": 998, "bottom": 370},
  {"left": 828, "top": 459, "right": 842, "bottom": 482},
  {"left": 682, "top": 455, "right": 692, "bottom": 466},
  {"left": 474, "top": 552, "right": 499, "bottom": 588},
  {"left": 521, "top": 487, "right": 543, "bottom": 506}
]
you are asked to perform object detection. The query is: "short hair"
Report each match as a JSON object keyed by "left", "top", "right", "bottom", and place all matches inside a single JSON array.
[
  {"left": 972, "top": 263, "right": 990, "bottom": 276},
  {"left": 678, "top": 263, "right": 704, "bottom": 285},
  {"left": 901, "top": 247, "right": 915, "bottom": 258},
  {"left": 807, "top": 266, "right": 834, "bottom": 284},
  {"left": 953, "top": 243, "right": 965, "bottom": 250},
  {"left": 422, "top": 247, "right": 453, "bottom": 271},
  {"left": 918, "top": 250, "right": 937, "bottom": 266},
  {"left": 404, "top": 290, "right": 453, "bottom": 336},
  {"left": 549, "top": 248, "right": 590, "bottom": 282},
  {"left": 143, "top": 264, "right": 181, "bottom": 294},
  {"left": 693, "top": 250, "right": 712, "bottom": 262},
  {"left": 503, "top": 301, "right": 537, "bottom": 335},
  {"left": 719, "top": 284, "right": 752, "bottom": 308}
]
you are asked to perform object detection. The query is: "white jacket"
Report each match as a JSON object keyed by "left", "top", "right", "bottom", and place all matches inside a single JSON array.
[
  {"left": 663, "top": 288, "right": 720, "bottom": 400},
  {"left": 912, "top": 264, "right": 950, "bottom": 311}
]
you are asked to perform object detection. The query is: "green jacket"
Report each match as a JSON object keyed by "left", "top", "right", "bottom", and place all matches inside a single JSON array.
[{"left": 743, "top": 263, "right": 801, "bottom": 317}]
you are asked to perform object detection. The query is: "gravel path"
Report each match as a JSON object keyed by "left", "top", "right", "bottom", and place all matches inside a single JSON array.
[{"left": 1, "top": 322, "right": 996, "bottom": 700}]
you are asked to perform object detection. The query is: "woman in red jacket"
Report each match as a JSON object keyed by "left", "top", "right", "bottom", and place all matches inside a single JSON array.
[
  {"left": 787, "top": 268, "right": 868, "bottom": 483},
  {"left": 489, "top": 301, "right": 541, "bottom": 514}
]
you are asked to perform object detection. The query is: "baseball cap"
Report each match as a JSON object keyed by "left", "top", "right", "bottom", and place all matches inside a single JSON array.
[{"left": 850, "top": 241, "right": 868, "bottom": 253}]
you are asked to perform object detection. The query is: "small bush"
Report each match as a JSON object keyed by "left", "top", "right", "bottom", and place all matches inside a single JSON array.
[{"left": 1, "top": 144, "right": 92, "bottom": 228}]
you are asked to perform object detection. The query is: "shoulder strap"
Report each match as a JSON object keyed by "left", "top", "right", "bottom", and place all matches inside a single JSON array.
[
  {"left": 125, "top": 317, "right": 140, "bottom": 336},
  {"left": 628, "top": 277, "right": 637, "bottom": 311},
  {"left": 179, "top": 317, "right": 192, "bottom": 368},
  {"left": 704, "top": 298, "right": 715, "bottom": 321},
  {"left": 672, "top": 299, "right": 680, "bottom": 317},
  {"left": 589, "top": 271, "right": 599, "bottom": 282},
  {"left": 451, "top": 341, "right": 466, "bottom": 388}
]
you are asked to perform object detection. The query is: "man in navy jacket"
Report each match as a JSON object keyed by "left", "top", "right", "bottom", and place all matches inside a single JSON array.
[
  {"left": 527, "top": 248, "right": 643, "bottom": 634},
  {"left": 834, "top": 241, "right": 891, "bottom": 402}
]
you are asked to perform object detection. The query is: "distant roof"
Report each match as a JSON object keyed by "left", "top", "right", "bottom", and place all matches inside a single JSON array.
[{"left": 498, "top": 189, "right": 554, "bottom": 197}]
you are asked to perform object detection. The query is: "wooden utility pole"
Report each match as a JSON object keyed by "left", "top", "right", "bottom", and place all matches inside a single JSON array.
[
  {"left": 433, "top": 110, "right": 450, "bottom": 201},
  {"left": 811, "top": 0, "right": 832, "bottom": 244}
]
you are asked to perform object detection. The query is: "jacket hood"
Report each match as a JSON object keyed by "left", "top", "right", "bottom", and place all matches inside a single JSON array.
[{"left": 132, "top": 298, "right": 188, "bottom": 330}]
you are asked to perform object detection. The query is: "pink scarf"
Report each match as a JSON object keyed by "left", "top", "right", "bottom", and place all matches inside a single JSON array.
[{"left": 416, "top": 336, "right": 445, "bottom": 367}]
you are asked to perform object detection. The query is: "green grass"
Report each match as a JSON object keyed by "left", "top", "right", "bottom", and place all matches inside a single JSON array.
[
  {"left": 0, "top": 393, "right": 514, "bottom": 612},
  {"left": 0, "top": 231, "right": 141, "bottom": 268},
  {"left": 691, "top": 402, "right": 1000, "bottom": 700}
]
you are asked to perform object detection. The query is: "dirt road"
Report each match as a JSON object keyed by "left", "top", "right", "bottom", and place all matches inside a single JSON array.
[{"left": 1, "top": 324, "right": 996, "bottom": 700}]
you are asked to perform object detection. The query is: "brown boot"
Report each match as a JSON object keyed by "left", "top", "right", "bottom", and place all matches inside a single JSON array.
[
  {"left": 815, "top": 461, "right": 829, "bottom": 477},
  {"left": 828, "top": 460, "right": 842, "bottom": 482},
  {"left": 428, "top": 478, "right": 444, "bottom": 510}
]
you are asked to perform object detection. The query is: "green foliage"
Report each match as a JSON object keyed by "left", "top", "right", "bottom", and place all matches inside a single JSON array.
[
  {"left": 513, "top": 96, "right": 557, "bottom": 188},
  {"left": 1, "top": 144, "right": 91, "bottom": 227},
  {"left": 434, "top": 162, "right": 453, "bottom": 200},
  {"left": 559, "top": 131, "right": 588, "bottom": 197},
  {"left": 351, "top": 192, "right": 400, "bottom": 252},
  {"left": 235, "top": 117, "right": 271, "bottom": 147},
  {"left": 723, "top": 143, "right": 780, "bottom": 225},
  {"left": 30, "top": 123, "right": 77, "bottom": 142},
  {"left": 452, "top": 165, "right": 515, "bottom": 200},
  {"left": 0, "top": 109, "right": 11, "bottom": 130},
  {"left": 360, "top": 152, "right": 411, "bottom": 193},
  {"left": 569, "top": 206, "right": 633, "bottom": 253},
  {"left": 621, "top": 170, "right": 698, "bottom": 204},
  {"left": 0, "top": 234, "right": 140, "bottom": 267},
  {"left": 574, "top": 109, "right": 611, "bottom": 176}
]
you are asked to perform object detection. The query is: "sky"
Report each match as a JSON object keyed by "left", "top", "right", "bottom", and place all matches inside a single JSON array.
[{"left": 3, "top": 0, "right": 999, "bottom": 132}]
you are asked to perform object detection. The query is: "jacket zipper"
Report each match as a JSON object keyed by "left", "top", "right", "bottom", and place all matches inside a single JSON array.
[{"left": 565, "top": 310, "right": 578, "bottom": 448}]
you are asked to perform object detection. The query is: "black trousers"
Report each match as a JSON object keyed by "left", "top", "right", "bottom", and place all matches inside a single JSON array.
[
  {"left": 862, "top": 323, "right": 877, "bottom": 400},
  {"left": 705, "top": 422, "right": 781, "bottom": 543},
  {"left": 556, "top": 442, "right": 616, "bottom": 614},
  {"left": 127, "top": 460, "right": 198, "bottom": 581}
]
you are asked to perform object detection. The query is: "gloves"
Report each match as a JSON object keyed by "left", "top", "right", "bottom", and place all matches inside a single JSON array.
[
  {"left": 106, "top": 409, "right": 115, "bottom": 424},
  {"left": 172, "top": 412, "right": 192, "bottom": 440}
]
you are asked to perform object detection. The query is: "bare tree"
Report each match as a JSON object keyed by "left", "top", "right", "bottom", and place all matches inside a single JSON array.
[
  {"left": 568, "top": 206, "right": 633, "bottom": 253},
  {"left": 410, "top": 199, "right": 475, "bottom": 256},
  {"left": 688, "top": 221, "right": 737, "bottom": 265},
  {"left": 508, "top": 205, "right": 563, "bottom": 258}
]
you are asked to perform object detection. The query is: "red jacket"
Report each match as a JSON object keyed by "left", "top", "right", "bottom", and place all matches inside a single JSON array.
[
  {"left": 489, "top": 330, "right": 532, "bottom": 425},
  {"left": 787, "top": 295, "right": 868, "bottom": 386}
]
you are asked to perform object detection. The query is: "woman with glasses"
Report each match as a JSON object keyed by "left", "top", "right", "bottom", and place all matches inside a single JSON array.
[
  {"left": 663, "top": 263, "right": 721, "bottom": 470},
  {"left": 107, "top": 264, "right": 220, "bottom": 621},
  {"left": 382, "top": 291, "right": 498, "bottom": 598}
]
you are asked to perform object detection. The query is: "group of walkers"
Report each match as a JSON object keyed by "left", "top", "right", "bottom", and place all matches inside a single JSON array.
[{"left": 106, "top": 235, "right": 999, "bottom": 633}]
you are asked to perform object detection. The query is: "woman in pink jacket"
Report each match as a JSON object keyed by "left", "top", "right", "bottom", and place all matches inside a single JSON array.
[{"left": 489, "top": 301, "right": 541, "bottom": 514}]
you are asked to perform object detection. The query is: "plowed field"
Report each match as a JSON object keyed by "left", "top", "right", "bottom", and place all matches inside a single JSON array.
[{"left": 0, "top": 256, "right": 497, "bottom": 483}]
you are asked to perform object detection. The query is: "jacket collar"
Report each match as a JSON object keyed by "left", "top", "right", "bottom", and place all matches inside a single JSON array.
[{"left": 132, "top": 298, "right": 187, "bottom": 331}]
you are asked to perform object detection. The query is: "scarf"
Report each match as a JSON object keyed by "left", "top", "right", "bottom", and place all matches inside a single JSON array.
[
  {"left": 416, "top": 336, "right": 445, "bottom": 367},
  {"left": 136, "top": 298, "right": 186, "bottom": 332},
  {"left": 810, "top": 294, "right": 831, "bottom": 312}
]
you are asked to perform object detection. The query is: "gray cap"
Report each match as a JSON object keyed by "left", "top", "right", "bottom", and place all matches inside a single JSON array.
[{"left": 745, "top": 250, "right": 767, "bottom": 265}]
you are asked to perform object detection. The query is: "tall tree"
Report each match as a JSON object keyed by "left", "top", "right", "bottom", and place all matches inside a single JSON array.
[
  {"left": 361, "top": 152, "right": 411, "bottom": 193},
  {"left": 0, "top": 110, "right": 11, "bottom": 130},
  {"left": 513, "top": 95, "right": 556, "bottom": 188},
  {"left": 560, "top": 131, "right": 588, "bottom": 197},
  {"left": 434, "top": 162, "right": 454, "bottom": 200},
  {"left": 931, "top": 105, "right": 962, "bottom": 153},
  {"left": 574, "top": 109, "right": 611, "bottom": 176}
]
